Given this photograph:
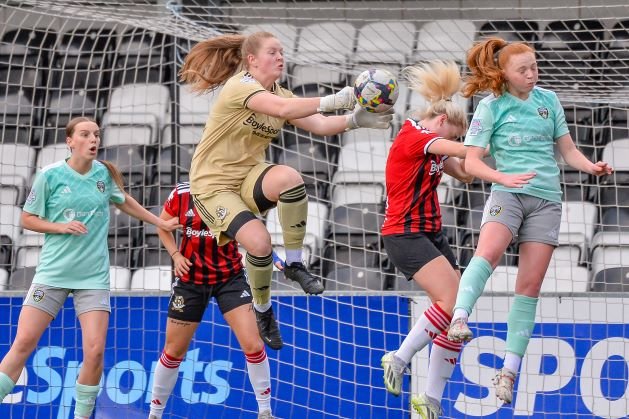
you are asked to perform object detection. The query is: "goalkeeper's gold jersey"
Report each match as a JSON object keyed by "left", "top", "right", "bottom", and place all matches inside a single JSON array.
[{"left": 190, "top": 70, "right": 294, "bottom": 195}]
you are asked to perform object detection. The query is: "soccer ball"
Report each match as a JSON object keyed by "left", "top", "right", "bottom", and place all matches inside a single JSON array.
[{"left": 354, "top": 69, "right": 399, "bottom": 113}]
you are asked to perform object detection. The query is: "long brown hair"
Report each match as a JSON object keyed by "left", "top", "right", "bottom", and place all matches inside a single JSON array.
[
  {"left": 179, "top": 31, "right": 276, "bottom": 94},
  {"left": 403, "top": 60, "right": 468, "bottom": 130},
  {"left": 463, "top": 37, "right": 535, "bottom": 98},
  {"left": 65, "top": 116, "right": 125, "bottom": 192}
]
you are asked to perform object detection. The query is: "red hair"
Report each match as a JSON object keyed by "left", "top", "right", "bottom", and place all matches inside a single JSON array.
[{"left": 463, "top": 37, "right": 535, "bottom": 98}]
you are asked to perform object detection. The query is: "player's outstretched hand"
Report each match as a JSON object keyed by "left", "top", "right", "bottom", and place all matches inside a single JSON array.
[
  {"left": 272, "top": 251, "right": 286, "bottom": 271},
  {"left": 347, "top": 105, "right": 394, "bottom": 130},
  {"left": 173, "top": 253, "right": 192, "bottom": 277},
  {"left": 159, "top": 217, "right": 183, "bottom": 232},
  {"left": 590, "top": 161, "right": 613, "bottom": 177},
  {"left": 318, "top": 86, "right": 356, "bottom": 112},
  {"left": 497, "top": 172, "right": 536, "bottom": 188}
]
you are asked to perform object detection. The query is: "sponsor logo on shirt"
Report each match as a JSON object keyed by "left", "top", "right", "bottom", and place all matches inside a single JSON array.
[
  {"left": 185, "top": 227, "right": 214, "bottom": 238},
  {"left": 469, "top": 118, "right": 483, "bottom": 136},
  {"left": 243, "top": 113, "right": 281, "bottom": 138},
  {"left": 428, "top": 159, "right": 444, "bottom": 176},
  {"left": 63, "top": 208, "right": 104, "bottom": 221}
]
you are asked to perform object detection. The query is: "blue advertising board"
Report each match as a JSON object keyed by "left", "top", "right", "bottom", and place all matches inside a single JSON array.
[{"left": 0, "top": 295, "right": 409, "bottom": 419}]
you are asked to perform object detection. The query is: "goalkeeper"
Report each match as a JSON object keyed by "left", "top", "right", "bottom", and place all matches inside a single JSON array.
[{"left": 180, "top": 31, "right": 392, "bottom": 350}]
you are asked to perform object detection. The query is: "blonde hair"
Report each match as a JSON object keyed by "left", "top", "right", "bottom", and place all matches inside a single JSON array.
[
  {"left": 65, "top": 116, "right": 125, "bottom": 192},
  {"left": 403, "top": 60, "right": 467, "bottom": 130},
  {"left": 463, "top": 37, "right": 536, "bottom": 98},
  {"left": 180, "top": 31, "right": 276, "bottom": 94}
]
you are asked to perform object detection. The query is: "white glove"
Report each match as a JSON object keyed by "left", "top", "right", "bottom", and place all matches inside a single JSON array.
[
  {"left": 346, "top": 105, "right": 394, "bottom": 130},
  {"left": 318, "top": 86, "right": 356, "bottom": 113}
]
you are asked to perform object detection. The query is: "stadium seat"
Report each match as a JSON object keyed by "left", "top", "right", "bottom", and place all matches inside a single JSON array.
[
  {"left": 266, "top": 201, "right": 328, "bottom": 266},
  {"left": 276, "top": 142, "right": 336, "bottom": 199},
  {"left": 476, "top": 20, "right": 539, "bottom": 43},
  {"left": 14, "top": 231, "right": 44, "bottom": 269},
  {"left": 332, "top": 136, "right": 391, "bottom": 185},
  {"left": 413, "top": 20, "right": 476, "bottom": 63},
  {"left": 604, "top": 20, "right": 629, "bottom": 87},
  {"left": 321, "top": 242, "right": 384, "bottom": 280},
  {"left": 0, "top": 144, "right": 36, "bottom": 206},
  {"left": 102, "top": 83, "right": 171, "bottom": 146},
  {"left": 114, "top": 28, "right": 172, "bottom": 85},
  {"left": 489, "top": 265, "right": 588, "bottom": 293},
  {"left": 536, "top": 20, "right": 605, "bottom": 92},
  {"left": 354, "top": 21, "right": 416, "bottom": 65},
  {"left": 8, "top": 266, "right": 36, "bottom": 290},
  {"left": 591, "top": 267, "right": 629, "bottom": 292},
  {"left": 0, "top": 268, "right": 8, "bottom": 291},
  {"left": 110, "top": 266, "right": 132, "bottom": 290},
  {"left": 42, "top": 90, "right": 97, "bottom": 145},
  {"left": 558, "top": 201, "right": 597, "bottom": 264},
  {"left": 549, "top": 244, "right": 581, "bottom": 267},
  {"left": 108, "top": 207, "right": 140, "bottom": 268},
  {"left": 328, "top": 202, "right": 383, "bottom": 238},
  {"left": 324, "top": 267, "right": 386, "bottom": 291},
  {"left": 291, "top": 22, "right": 356, "bottom": 87},
  {"left": 330, "top": 183, "right": 385, "bottom": 208},
  {"left": 51, "top": 27, "right": 116, "bottom": 91},
  {"left": 130, "top": 266, "right": 172, "bottom": 291},
  {"left": 177, "top": 85, "right": 221, "bottom": 128},
  {"left": 98, "top": 145, "right": 154, "bottom": 203},
  {"left": 590, "top": 246, "right": 629, "bottom": 285},
  {"left": 597, "top": 138, "right": 629, "bottom": 209},
  {"left": 0, "top": 93, "right": 36, "bottom": 146},
  {"left": 37, "top": 144, "right": 70, "bottom": 169},
  {"left": 341, "top": 125, "right": 393, "bottom": 147}
]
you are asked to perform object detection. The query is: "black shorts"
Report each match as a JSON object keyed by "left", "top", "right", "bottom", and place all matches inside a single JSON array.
[
  {"left": 167, "top": 271, "right": 253, "bottom": 322},
  {"left": 383, "top": 231, "right": 458, "bottom": 280}
]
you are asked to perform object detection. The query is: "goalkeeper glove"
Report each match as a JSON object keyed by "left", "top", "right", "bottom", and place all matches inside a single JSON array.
[
  {"left": 318, "top": 86, "right": 356, "bottom": 113},
  {"left": 346, "top": 105, "right": 394, "bottom": 130}
]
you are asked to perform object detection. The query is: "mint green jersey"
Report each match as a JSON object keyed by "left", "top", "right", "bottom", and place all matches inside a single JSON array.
[
  {"left": 464, "top": 86, "right": 569, "bottom": 202},
  {"left": 23, "top": 160, "right": 125, "bottom": 289}
]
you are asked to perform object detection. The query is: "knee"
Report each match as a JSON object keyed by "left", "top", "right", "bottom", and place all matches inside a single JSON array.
[
  {"left": 163, "top": 343, "right": 188, "bottom": 360},
  {"left": 12, "top": 334, "right": 39, "bottom": 356},
  {"left": 244, "top": 233, "right": 273, "bottom": 257},
  {"left": 83, "top": 339, "right": 106, "bottom": 366},
  {"left": 242, "top": 337, "right": 265, "bottom": 355},
  {"left": 275, "top": 166, "right": 303, "bottom": 191}
]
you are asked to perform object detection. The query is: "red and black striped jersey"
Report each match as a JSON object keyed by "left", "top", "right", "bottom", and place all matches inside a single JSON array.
[
  {"left": 382, "top": 119, "right": 447, "bottom": 235},
  {"left": 164, "top": 182, "right": 243, "bottom": 285}
]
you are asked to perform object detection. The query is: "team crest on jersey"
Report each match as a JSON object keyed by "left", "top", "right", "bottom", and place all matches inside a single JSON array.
[
  {"left": 171, "top": 295, "right": 185, "bottom": 312},
  {"left": 537, "top": 107, "right": 549, "bottom": 119},
  {"left": 216, "top": 206, "right": 229, "bottom": 221},
  {"left": 96, "top": 180, "right": 105, "bottom": 193},
  {"left": 32, "top": 289, "right": 45, "bottom": 303},
  {"left": 489, "top": 205, "right": 502, "bottom": 216}
]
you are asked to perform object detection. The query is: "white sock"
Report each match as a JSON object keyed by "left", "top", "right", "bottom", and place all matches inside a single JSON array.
[
  {"left": 246, "top": 348, "right": 271, "bottom": 413},
  {"left": 149, "top": 351, "right": 183, "bottom": 418},
  {"left": 426, "top": 332, "right": 462, "bottom": 402},
  {"left": 396, "top": 304, "right": 451, "bottom": 364},
  {"left": 285, "top": 249, "right": 302, "bottom": 265},
  {"left": 254, "top": 302, "right": 272, "bottom": 313},
  {"left": 452, "top": 308, "right": 468, "bottom": 322},
  {"left": 503, "top": 352, "right": 522, "bottom": 373}
]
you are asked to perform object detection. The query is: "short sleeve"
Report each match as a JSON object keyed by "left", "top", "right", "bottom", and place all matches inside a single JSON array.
[
  {"left": 109, "top": 180, "right": 125, "bottom": 205},
  {"left": 23, "top": 171, "right": 49, "bottom": 217},
  {"left": 222, "top": 72, "right": 267, "bottom": 110},
  {"left": 163, "top": 187, "right": 179, "bottom": 218},
  {"left": 464, "top": 101, "right": 494, "bottom": 148},
  {"left": 552, "top": 93, "right": 570, "bottom": 140}
]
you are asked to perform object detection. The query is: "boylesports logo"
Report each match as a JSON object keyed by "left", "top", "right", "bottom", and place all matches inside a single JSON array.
[
  {"left": 428, "top": 159, "right": 444, "bottom": 176},
  {"left": 185, "top": 226, "right": 214, "bottom": 238},
  {"left": 243, "top": 113, "right": 281, "bottom": 138}
]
